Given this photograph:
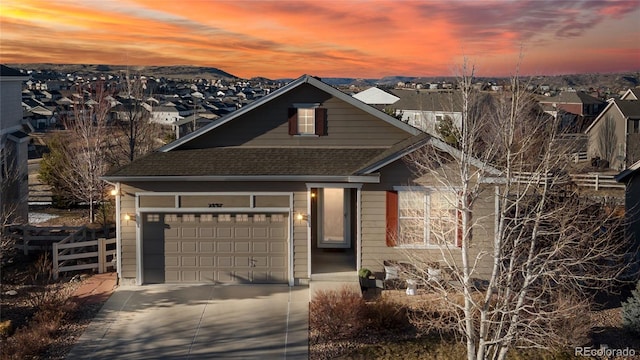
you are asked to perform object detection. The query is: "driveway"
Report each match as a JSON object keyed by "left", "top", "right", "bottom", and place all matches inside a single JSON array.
[{"left": 66, "top": 284, "right": 309, "bottom": 359}]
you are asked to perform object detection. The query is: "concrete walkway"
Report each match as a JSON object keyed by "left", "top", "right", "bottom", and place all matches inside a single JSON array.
[{"left": 67, "top": 283, "right": 309, "bottom": 360}]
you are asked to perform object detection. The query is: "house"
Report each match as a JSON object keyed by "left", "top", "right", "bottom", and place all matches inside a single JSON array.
[
  {"left": 103, "top": 75, "right": 500, "bottom": 286},
  {"left": 539, "top": 90, "right": 606, "bottom": 131},
  {"left": 615, "top": 159, "right": 640, "bottom": 277},
  {"left": 352, "top": 87, "right": 400, "bottom": 108},
  {"left": 380, "top": 89, "right": 464, "bottom": 136},
  {"left": 585, "top": 89, "right": 640, "bottom": 170},
  {"left": 148, "top": 105, "right": 182, "bottom": 125},
  {"left": 0, "top": 65, "right": 30, "bottom": 223}
]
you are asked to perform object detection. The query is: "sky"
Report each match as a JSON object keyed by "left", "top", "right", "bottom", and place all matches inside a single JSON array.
[{"left": 1, "top": 0, "right": 639, "bottom": 79}]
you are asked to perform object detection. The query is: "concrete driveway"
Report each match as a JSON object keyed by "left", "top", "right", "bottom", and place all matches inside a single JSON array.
[{"left": 67, "top": 284, "right": 309, "bottom": 359}]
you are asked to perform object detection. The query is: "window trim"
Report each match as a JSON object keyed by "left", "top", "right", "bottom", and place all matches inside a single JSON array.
[{"left": 394, "top": 187, "right": 461, "bottom": 249}]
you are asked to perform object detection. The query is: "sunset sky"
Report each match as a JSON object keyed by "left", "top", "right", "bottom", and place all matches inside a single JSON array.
[{"left": 1, "top": 0, "right": 639, "bottom": 79}]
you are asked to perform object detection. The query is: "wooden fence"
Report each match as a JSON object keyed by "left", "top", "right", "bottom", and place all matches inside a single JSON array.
[
  {"left": 52, "top": 233, "right": 116, "bottom": 280},
  {"left": 569, "top": 173, "right": 625, "bottom": 191},
  {"left": 9, "top": 225, "right": 84, "bottom": 255},
  {"left": 5, "top": 224, "right": 117, "bottom": 280},
  {"left": 511, "top": 172, "right": 569, "bottom": 186}
]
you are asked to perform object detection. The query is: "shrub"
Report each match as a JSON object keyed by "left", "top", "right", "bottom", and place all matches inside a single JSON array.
[
  {"left": 622, "top": 280, "right": 640, "bottom": 335},
  {"left": 365, "top": 297, "right": 411, "bottom": 334},
  {"left": 310, "top": 286, "right": 367, "bottom": 341},
  {"left": 543, "top": 293, "right": 592, "bottom": 348}
]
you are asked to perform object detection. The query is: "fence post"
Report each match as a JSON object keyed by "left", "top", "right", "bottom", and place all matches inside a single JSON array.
[
  {"left": 52, "top": 242, "right": 59, "bottom": 280},
  {"left": 98, "top": 238, "right": 105, "bottom": 273},
  {"left": 595, "top": 174, "right": 599, "bottom": 191}
]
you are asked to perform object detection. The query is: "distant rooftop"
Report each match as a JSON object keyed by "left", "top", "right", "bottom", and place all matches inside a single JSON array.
[{"left": 1, "top": 65, "right": 25, "bottom": 77}]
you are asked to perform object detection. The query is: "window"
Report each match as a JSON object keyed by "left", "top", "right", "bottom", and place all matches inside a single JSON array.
[
  {"left": 288, "top": 105, "right": 326, "bottom": 136},
  {"left": 630, "top": 120, "right": 640, "bottom": 134},
  {"left": 297, "top": 108, "right": 315, "bottom": 135},
  {"left": 397, "top": 190, "right": 459, "bottom": 247}
]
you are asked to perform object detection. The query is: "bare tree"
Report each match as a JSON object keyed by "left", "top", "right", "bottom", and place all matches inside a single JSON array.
[
  {"left": 396, "top": 60, "right": 631, "bottom": 360},
  {"left": 44, "top": 82, "right": 112, "bottom": 223},
  {"left": 108, "top": 71, "right": 162, "bottom": 167},
  {"left": 597, "top": 115, "right": 617, "bottom": 166},
  {"left": 0, "top": 146, "right": 24, "bottom": 264}
]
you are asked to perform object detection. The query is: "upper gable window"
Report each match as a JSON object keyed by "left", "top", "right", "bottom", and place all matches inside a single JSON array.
[
  {"left": 288, "top": 103, "right": 326, "bottom": 136},
  {"left": 297, "top": 108, "right": 315, "bottom": 135}
]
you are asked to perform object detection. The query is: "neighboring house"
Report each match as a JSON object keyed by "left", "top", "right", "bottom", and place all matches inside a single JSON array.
[
  {"left": 585, "top": 89, "right": 640, "bottom": 170},
  {"left": 103, "top": 75, "right": 501, "bottom": 286},
  {"left": 0, "top": 65, "right": 30, "bottom": 223},
  {"left": 615, "top": 159, "right": 640, "bottom": 277},
  {"left": 388, "top": 89, "right": 463, "bottom": 136},
  {"left": 173, "top": 115, "right": 216, "bottom": 139},
  {"left": 352, "top": 87, "right": 400, "bottom": 108},
  {"left": 539, "top": 90, "right": 605, "bottom": 131},
  {"left": 149, "top": 105, "right": 182, "bottom": 125}
]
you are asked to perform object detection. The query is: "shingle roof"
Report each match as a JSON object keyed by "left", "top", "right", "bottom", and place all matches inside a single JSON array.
[
  {"left": 615, "top": 99, "right": 640, "bottom": 120},
  {"left": 0, "top": 65, "right": 24, "bottom": 77},
  {"left": 389, "top": 89, "right": 463, "bottom": 112},
  {"left": 105, "top": 147, "right": 387, "bottom": 178},
  {"left": 541, "top": 91, "right": 604, "bottom": 105}
]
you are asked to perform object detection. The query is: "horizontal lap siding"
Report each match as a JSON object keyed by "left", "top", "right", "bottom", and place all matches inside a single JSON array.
[
  {"left": 181, "top": 85, "right": 411, "bottom": 149},
  {"left": 293, "top": 192, "right": 308, "bottom": 279},
  {"left": 120, "top": 184, "right": 138, "bottom": 279},
  {"left": 360, "top": 187, "right": 497, "bottom": 280}
]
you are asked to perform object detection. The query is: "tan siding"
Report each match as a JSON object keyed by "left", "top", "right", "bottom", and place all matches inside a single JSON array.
[
  {"left": 587, "top": 108, "right": 627, "bottom": 169},
  {"left": 293, "top": 191, "right": 308, "bottom": 279},
  {"left": 181, "top": 84, "right": 411, "bottom": 149},
  {"left": 119, "top": 185, "right": 139, "bottom": 279},
  {"left": 360, "top": 170, "right": 497, "bottom": 280}
]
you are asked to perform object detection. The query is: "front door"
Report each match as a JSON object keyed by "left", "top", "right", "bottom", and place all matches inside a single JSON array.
[{"left": 317, "top": 188, "right": 350, "bottom": 248}]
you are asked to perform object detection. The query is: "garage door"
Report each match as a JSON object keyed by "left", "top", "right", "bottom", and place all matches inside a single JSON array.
[{"left": 143, "top": 213, "right": 288, "bottom": 284}]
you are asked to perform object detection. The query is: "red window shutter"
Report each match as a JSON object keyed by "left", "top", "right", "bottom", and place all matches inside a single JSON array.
[
  {"left": 288, "top": 108, "right": 297, "bottom": 135},
  {"left": 386, "top": 191, "right": 398, "bottom": 247},
  {"left": 315, "top": 107, "right": 327, "bottom": 136}
]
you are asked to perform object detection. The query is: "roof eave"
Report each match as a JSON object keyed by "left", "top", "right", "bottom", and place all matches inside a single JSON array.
[{"left": 101, "top": 174, "right": 381, "bottom": 183}]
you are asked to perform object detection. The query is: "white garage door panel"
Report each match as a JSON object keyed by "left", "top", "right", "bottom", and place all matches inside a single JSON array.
[{"left": 163, "top": 214, "right": 288, "bottom": 283}]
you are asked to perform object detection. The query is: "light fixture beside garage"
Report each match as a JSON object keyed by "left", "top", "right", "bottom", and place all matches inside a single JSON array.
[
  {"left": 123, "top": 214, "right": 133, "bottom": 222},
  {"left": 296, "top": 212, "right": 308, "bottom": 222}
]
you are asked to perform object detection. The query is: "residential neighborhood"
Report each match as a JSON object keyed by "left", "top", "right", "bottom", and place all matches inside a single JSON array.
[{"left": 2, "top": 64, "right": 640, "bottom": 359}]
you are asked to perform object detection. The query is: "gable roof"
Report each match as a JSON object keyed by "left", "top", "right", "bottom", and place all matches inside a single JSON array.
[
  {"left": 0, "top": 65, "right": 25, "bottom": 77},
  {"left": 621, "top": 88, "right": 640, "bottom": 100},
  {"left": 352, "top": 87, "right": 400, "bottom": 105},
  {"left": 540, "top": 91, "right": 604, "bottom": 105},
  {"left": 161, "top": 75, "right": 421, "bottom": 152},
  {"left": 354, "top": 132, "right": 502, "bottom": 177},
  {"left": 585, "top": 99, "right": 640, "bottom": 133}
]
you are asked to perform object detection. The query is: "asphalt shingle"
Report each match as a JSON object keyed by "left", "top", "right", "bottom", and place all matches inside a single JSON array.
[{"left": 106, "top": 147, "right": 387, "bottom": 177}]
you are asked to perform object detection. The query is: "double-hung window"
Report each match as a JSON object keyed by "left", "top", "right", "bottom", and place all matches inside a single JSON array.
[{"left": 397, "top": 190, "right": 459, "bottom": 247}]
